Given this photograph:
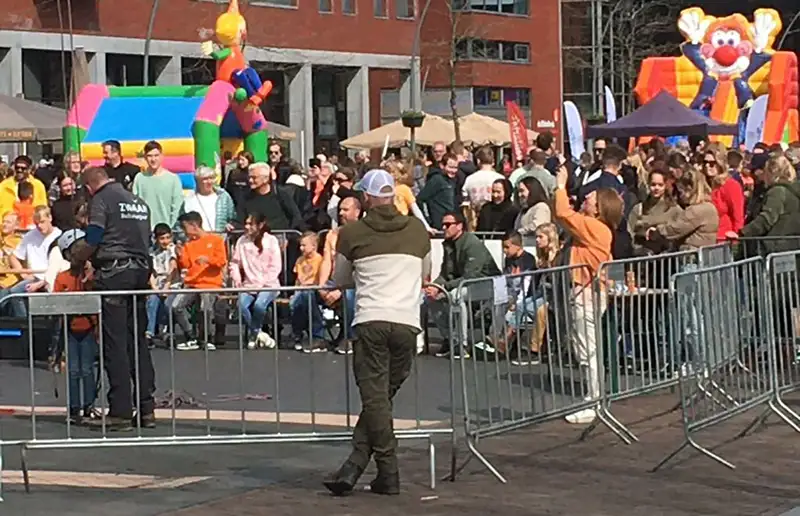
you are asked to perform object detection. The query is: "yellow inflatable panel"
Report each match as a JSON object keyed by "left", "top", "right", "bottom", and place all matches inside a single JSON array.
[
  {"left": 221, "top": 139, "right": 245, "bottom": 156},
  {"left": 80, "top": 139, "right": 195, "bottom": 160}
]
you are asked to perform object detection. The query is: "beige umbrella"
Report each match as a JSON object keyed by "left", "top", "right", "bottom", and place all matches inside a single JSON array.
[
  {"left": 457, "top": 112, "right": 538, "bottom": 146},
  {"left": 340, "top": 113, "right": 455, "bottom": 149}
]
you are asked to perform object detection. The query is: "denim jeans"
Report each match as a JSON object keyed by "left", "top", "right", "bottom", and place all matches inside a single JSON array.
[
  {"left": 238, "top": 291, "right": 278, "bottom": 337},
  {"left": 145, "top": 294, "right": 166, "bottom": 336},
  {"left": 342, "top": 288, "right": 355, "bottom": 340},
  {"left": 290, "top": 291, "right": 324, "bottom": 339},
  {"left": 0, "top": 278, "right": 36, "bottom": 318},
  {"left": 67, "top": 331, "right": 97, "bottom": 411},
  {"left": 167, "top": 292, "right": 227, "bottom": 340},
  {"left": 505, "top": 296, "right": 546, "bottom": 331}
]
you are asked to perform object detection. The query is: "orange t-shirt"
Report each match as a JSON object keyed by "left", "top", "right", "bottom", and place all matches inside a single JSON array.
[
  {"left": 216, "top": 46, "right": 247, "bottom": 83},
  {"left": 293, "top": 252, "right": 323, "bottom": 286},
  {"left": 53, "top": 270, "right": 95, "bottom": 334},
  {"left": 178, "top": 233, "right": 227, "bottom": 289},
  {"left": 14, "top": 200, "right": 34, "bottom": 230}
]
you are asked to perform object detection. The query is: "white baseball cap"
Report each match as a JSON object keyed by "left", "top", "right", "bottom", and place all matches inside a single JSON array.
[
  {"left": 57, "top": 229, "right": 86, "bottom": 253},
  {"left": 355, "top": 169, "right": 395, "bottom": 198}
]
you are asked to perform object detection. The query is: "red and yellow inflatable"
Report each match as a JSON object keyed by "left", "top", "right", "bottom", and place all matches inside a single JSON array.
[{"left": 634, "top": 7, "right": 798, "bottom": 146}]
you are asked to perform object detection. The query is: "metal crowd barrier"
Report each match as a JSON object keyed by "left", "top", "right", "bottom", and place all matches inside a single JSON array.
[
  {"left": 448, "top": 264, "right": 606, "bottom": 483},
  {"left": 0, "top": 283, "right": 456, "bottom": 499},
  {"left": 653, "top": 256, "right": 798, "bottom": 470}
]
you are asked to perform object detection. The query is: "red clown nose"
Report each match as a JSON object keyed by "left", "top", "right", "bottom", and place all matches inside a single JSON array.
[{"left": 714, "top": 45, "right": 739, "bottom": 67}]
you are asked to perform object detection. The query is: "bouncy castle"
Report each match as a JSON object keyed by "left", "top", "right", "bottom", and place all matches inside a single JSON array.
[
  {"left": 634, "top": 7, "right": 799, "bottom": 147},
  {"left": 63, "top": 0, "right": 272, "bottom": 189}
]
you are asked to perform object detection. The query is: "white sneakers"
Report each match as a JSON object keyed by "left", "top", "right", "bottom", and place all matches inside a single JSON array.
[
  {"left": 247, "top": 331, "right": 276, "bottom": 350},
  {"left": 565, "top": 407, "right": 597, "bottom": 424}
]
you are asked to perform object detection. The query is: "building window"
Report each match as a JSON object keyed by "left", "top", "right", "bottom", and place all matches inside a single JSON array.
[
  {"left": 455, "top": 0, "right": 527, "bottom": 15},
  {"left": 396, "top": 0, "right": 414, "bottom": 18},
  {"left": 458, "top": 39, "right": 530, "bottom": 64},
  {"left": 342, "top": 0, "right": 355, "bottom": 14},
  {"left": 474, "top": 87, "right": 530, "bottom": 108},
  {"left": 251, "top": 0, "right": 298, "bottom": 7},
  {"left": 374, "top": 0, "right": 387, "bottom": 17},
  {"left": 319, "top": 0, "right": 332, "bottom": 12}
]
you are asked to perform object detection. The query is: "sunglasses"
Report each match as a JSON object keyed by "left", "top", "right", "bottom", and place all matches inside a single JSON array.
[
  {"left": 333, "top": 176, "right": 350, "bottom": 183},
  {"left": 593, "top": 148, "right": 604, "bottom": 153},
  {"left": 14, "top": 166, "right": 28, "bottom": 171},
  {"left": 703, "top": 160, "right": 717, "bottom": 166},
  {"left": 441, "top": 222, "right": 456, "bottom": 228},
  {"left": 269, "top": 151, "right": 280, "bottom": 155}
]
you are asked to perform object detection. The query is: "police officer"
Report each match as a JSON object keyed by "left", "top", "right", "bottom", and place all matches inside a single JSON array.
[
  {"left": 324, "top": 170, "right": 431, "bottom": 496},
  {"left": 75, "top": 167, "right": 155, "bottom": 431}
]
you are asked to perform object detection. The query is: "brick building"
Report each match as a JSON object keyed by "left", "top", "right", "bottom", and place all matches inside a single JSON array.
[{"left": 0, "top": 0, "right": 561, "bottom": 157}]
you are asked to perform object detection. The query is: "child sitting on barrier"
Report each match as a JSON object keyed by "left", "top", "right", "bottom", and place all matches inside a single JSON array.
[
  {"left": 289, "top": 231, "right": 325, "bottom": 353},
  {"left": 230, "top": 212, "right": 281, "bottom": 350},
  {"left": 146, "top": 223, "right": 179, "bottom": 347},
  {"left": 169, "top": 211, "right": 228, "bottom": 351},
  {"left": 53, "top": 229, "right": 98, "bottom": 425}
]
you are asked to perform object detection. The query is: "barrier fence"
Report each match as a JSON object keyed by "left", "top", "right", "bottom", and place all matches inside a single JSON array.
[
  {"left": 0, "top": 283, "right": 457, "bottom": 500},
  {"left": 3, "top": 236, "right": 800, "bottom": 497}
]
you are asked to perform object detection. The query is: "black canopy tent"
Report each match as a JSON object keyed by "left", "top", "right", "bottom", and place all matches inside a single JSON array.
[{"left": 586, "top": 90, "right": 738, "bottom": 138}]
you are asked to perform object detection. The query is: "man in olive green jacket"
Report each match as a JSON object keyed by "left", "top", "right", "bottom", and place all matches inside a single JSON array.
[{"left": 424, "top": 211, "right": 501, "bottom": 358}]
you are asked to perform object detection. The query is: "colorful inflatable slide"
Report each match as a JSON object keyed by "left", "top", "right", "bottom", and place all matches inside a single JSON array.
[
  {"left": 63, "top": 0, "right": 272, "bottom": 190},
  {"left": 634, "top": 7, "right": 799, "bottom": 147}
]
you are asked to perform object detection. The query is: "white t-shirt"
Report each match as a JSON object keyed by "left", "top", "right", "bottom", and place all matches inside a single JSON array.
[
  {"left": 462, "top": 168, "right": 504, "bottom": 211},
  {"left": 184, "top": 192, "right": 218, "bottom": 231},
  {"left": 14, "top": 228, "right": 62, "bottom": 280}
]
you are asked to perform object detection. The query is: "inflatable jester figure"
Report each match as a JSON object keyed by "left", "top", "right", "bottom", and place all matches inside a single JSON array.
[{"left": 201, "top": 0, "right": 273, "bottom": 108}]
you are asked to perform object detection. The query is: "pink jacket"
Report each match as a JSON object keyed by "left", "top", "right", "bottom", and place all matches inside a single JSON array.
[{"left": 229, "top": 233, "right": 282, "bottom": 289}]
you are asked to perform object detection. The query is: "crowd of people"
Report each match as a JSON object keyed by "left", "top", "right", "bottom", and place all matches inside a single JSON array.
[{"left": 0, "top": 131, "right": 798, "bottom": 428}]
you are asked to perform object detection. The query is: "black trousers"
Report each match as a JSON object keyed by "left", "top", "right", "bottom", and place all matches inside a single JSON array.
[
  {"left": 347, "top": 321, "right": 417, "bottom": 471},
  {"left": 94, "top": 267, "right": 156, "bottom": 419}
]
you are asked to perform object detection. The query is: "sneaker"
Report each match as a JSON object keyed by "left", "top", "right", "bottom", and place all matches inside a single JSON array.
[
  {"left": 473, "top": 341, "right": 497, "bottom": 354},
  {"left": 435, "top": 349, "right": 450, "bottom": 358},
  {"left": 247, "top": 338, "right": 257, "bottom": 350},
  {"left": 416, "top": 333, "right": 425, "bottom": 355},
  {"left": 85, "top": 416, "right": 133, "bottom": 432},
  {"left": 133, "top": 413, "right": 156, "bottom": 429},
  {"left": 335, "top": 340, "right": 353, "bottom": 355},
  {"left": 437, "top": 347, "right": 469, "bottom": 360},
  {"left": 257, "top": 331, "right": 276, "bottom": 349},
  {"left": 204, "top": 342, "right": 217, "bottom": 351},
  {"left": 176, "top": 340, "right": 200, "bottom": 351},
  {"left": 565, "top": 407, "right": 596, "bottom": 424},
  {"left": 302, "top": 339, "right": 328, "bottom": 353},
  {"left": 67, "top": 409, "right": 82, "bottom": 425},
  {"left": 293, "top": 340, "right": 304, "bottom": 352},
  {"left": 511, "top": 350, "right": 540, "bottom": 366}
]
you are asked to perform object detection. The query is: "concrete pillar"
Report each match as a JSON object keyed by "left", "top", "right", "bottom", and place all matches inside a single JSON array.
[
  {"left": 346, "top": 65, "right": 370, "bottom": 137},
  {"left": 88, "top": 51, "right": 107, "bottom": 84},
  {"left": 288, "top": 63, "right": 314, "bottom": 162},
  {"left": 0, "top": 46, "right": 23, "bottom": 97},
  {"left": 156, "top": 55, "right": 182, "bottom": 85}
]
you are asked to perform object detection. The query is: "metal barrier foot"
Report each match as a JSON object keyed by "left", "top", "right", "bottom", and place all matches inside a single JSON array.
[
  {"left": 465, "top": 437, "right": 507, "bottom": 484},
  {"left": 736, "top": 406, "right": 772, "bottom": 439},
  {"left": 651, "top": 441, "right": 687, "bottom": 472},
  {"left": 21, "top": 447, "right": 30, "bottom": 494},
  {"left": 600, "top": 406, "right": 639, "bottom": 443},
  {"left": 768, "top": 400, "right": 800, "bottom": 434}
]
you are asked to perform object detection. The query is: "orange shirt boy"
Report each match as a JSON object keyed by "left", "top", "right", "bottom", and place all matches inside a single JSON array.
[{"left": 178, "top": 214, "right": 227, "bottom": 289}]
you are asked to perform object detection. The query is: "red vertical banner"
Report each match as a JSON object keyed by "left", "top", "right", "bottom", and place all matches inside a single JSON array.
[{"left": 506, "top": 101, "right": 529, "bottom": 166}]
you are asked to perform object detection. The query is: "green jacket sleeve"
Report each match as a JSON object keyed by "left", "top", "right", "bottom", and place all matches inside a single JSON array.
[
  {"left": 416, "top": 174, "right": 442, "bottom": 205},
  {"left": 739, "top": 185, "right": 786, "bottom": 238},
  {"left": 442, "top": 234, "right": 493, "bottom": 290}
]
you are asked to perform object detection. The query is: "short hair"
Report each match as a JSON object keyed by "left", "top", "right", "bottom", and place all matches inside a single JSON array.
[
  {"left": 475, "top": 146, "right": 494, "bottom": 166},
  {"left": 308, "top": 158, "right": 322, "bottom": 169},
  {"left": 102, "top": 140, "right": 122, "bottom": 153},
  {"left": 536, "top": 132, "right": 554, "bottom": 151},
  {"left": 727, "top": 150, "right": 744, "bottom": 169},
  {"left": 340, "top": 195, "right": 362, "bottom": 213},
  {"left": 248, "top": 162, "right": 271, "bottom": 177},
  {"left": 153, "top": 223, "right": 172, "bottom": 238},
  {"left": 13, "top": 155, "right": 32, "bottom": 168},
  {"left": 17, "top": 181, "right": 33, "bottom": 200},
  {"left": 300, "top": 231, "right": 319, "bottom": 246},
  {"left": 143, "top": 140, "right": 162, "bottom": 154},
  {"left": 33, "top": 205, "right": 51, "bottom": 222},
  {"left": 237, "top": 150, "right": 255, "bottom": 163},
  {"left": 442, "top": 152, "right": 459, "bottom": 164},
  {"left": 602, "top": 144, "right": 627, "bottom": 168},
  {"left": 83, "top": 166, "right": 109, "bottom": 185},
  {"left": 530, "top": 149, "right": 547, "bottom": 166},
  {"left": 450, "top": 140, "right": 465, "bottom": 155},
  {"left": 441, "top": 211, "right": 466, "bottom": 226},
  {"left": 194, "top": 166, "right": 216, "bottom": 179},
  {"left": 269, "top": 142, "right": 284, "bottom": 152},
  {"left": 502, "top": 231, "right": 523, "bottom": 246},
  {"left": 337, "top": 166, "right": 356, "bottom": 181},
  {"left": 178, "top": 211, "right": 203, "bottom": 227}
]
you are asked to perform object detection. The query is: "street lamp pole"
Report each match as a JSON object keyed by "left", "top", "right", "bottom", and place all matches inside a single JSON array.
[
  {"left": 143, "top": 0, "right": 160, "bottom": 86},
  {"left": 409, "top": 0, "right": 432, "bottom": 155}
]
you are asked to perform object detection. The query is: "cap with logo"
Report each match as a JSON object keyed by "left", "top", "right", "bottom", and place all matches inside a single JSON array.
[
  {"left": 57, "top": 229, "right": 86, "bottom": 253},
  {"left": 355, "top": 169, "right": 395, "bottom": 198}
]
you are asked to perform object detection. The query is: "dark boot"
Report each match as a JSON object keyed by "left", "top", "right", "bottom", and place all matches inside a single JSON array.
[
  {"left": 369, "top": 460, "right": 400, "bottom": 495},
  {"left": 323, "top": 460, "right": 364, "bottom": 496}
]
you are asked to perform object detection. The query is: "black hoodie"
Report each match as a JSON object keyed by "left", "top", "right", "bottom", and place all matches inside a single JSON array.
[
  {"left": 476, "top": 179, "right": 518, "bottom": 234},
  {"left": 416, "top": 167, "right": 456, "bottom": 230}
]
